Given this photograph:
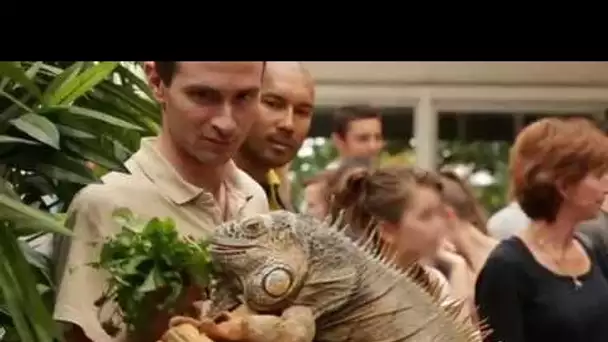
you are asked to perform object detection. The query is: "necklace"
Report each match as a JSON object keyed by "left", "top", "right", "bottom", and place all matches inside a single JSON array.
[
  {"left": 530, "top": 234, "right": 585, "bottom": 290},
  {"left": 572, "top": 277, "right": 583, "bottom": 290}
]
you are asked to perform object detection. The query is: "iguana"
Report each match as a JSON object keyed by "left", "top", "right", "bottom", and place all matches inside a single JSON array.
[{"left": 171, "top": 210, "right": 487, "bottom": 342}]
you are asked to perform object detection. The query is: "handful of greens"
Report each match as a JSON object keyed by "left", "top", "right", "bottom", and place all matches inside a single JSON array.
[{"left": 90, "top": 208, "right": 215, "bottom": 336}]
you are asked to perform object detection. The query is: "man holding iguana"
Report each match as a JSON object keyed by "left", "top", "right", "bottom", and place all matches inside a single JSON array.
[{"left": 52, "top": 62, "right": 270, "bottom": 342}]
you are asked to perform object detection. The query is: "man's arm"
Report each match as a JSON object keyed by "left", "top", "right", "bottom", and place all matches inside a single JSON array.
[{"left": 53, "top": 186, "right": 121, "bottom": 342}]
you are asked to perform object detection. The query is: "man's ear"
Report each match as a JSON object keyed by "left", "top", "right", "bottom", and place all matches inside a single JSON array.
[{"left": 143, "top": 61, "right": 166, "bottom": 105}]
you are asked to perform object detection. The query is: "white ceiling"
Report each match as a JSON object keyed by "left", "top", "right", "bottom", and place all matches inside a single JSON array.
[{"left": 303, "top": 62, "right": 608, "bottom": 87}]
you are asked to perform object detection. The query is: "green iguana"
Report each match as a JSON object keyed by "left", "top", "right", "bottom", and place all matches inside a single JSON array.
[{"left": 196, "top": 210, "right": 486, "bottom": 342}]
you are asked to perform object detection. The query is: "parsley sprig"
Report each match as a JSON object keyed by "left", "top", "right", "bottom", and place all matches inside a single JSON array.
[{"left": 90, "top": 208, "right": 215, "bottom": 336}]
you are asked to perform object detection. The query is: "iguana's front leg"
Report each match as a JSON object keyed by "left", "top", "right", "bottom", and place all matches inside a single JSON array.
[
  {"left": 199, "top": 305, "right": 315, "bottom": 342},
  {"left": 205, "top": 279, "right": 241, "bottom": 319}
]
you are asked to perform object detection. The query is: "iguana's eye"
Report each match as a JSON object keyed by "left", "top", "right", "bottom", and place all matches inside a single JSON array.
[
  {"left": 262, "top": 267, "right": 293, "bottom": 297},
  {"left": 242, "top": 217, "right": 264, "bottom": 236}
]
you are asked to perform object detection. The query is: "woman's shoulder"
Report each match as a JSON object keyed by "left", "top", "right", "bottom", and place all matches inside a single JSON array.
[
  {"left": 481, "top": 236, "right": 530, "bottom": 275},
  {"left": 487, "top": 236, "right": 527, "bottom": 259}
]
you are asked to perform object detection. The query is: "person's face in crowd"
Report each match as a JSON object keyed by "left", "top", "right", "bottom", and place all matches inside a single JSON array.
[
  {"left": 239, "top": 62, "right": 315, "bottom": 169},
  {"left": 562, "top": 171, "right": 608, "bottom": 221},
  {"left": 600, "top": 173, "right": 608, "bottom": 213},
  {"left": 335, "top": 117, "right": 385, "bottom": 160},
  {"left": 380, "top": 185, "right": 448, "bottom": 262},
  {"left": 145, "top": 62, "right": 264, "bottom": 166},
  {"left": 304, "top": 181, "right": 328, "bottom": 219}
]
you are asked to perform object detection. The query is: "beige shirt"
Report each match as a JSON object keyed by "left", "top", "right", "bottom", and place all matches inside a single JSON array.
[{"left": 52, "top": 137, "right": 269, "bottom": 342}]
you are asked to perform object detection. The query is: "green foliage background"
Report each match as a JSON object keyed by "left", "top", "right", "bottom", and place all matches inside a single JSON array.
[
  {"left": 0, "top": 61, "right": 159, "bottom": 342},
  {"left": 290, "top": 139, "right": 510, "bottom": 215}
]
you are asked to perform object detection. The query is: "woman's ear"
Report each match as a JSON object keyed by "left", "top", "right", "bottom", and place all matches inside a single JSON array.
[
  {"left": 377, "top": 220, "right": 398, "bottom": 246},
  {"left": 555, "top": 178, "right": 574, "bottom": 203}
]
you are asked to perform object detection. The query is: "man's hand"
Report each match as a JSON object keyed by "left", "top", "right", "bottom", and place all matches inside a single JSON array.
[
  {"left": 163, "top": 304, "right": 315, "bottom": 342},
  {"left": 149, "top": 285, "right": 206, "bottom": 341},
  {"left": 435, "top": 248, "right": 474, "bottom": 319}
]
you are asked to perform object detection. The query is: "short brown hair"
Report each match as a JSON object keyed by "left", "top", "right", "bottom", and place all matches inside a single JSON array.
[
  {"left": 154, "top": 61, "right": 177, "bottom": 86},
  {"left": 332, "top": 104, "right": 382, "bottom": 138},
  {"left": 152, "top": 61, "right": 267, "bottom": 86},
  {"left": 329, "top": 165, "right": 443, "bottom": 237},
  {"left": 510, "top": 117, "right": 608, "bottom": 222},
  {"left": 439, "top": 171, "right": 489, "bottom": 234}
]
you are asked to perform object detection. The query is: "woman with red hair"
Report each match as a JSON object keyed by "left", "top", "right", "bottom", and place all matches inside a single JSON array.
[{"left": 475, "top": 117, "right": 608, "bottom": 342}]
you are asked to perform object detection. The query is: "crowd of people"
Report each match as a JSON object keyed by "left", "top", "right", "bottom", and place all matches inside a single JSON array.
[{"left": 50, "top": 61, "right": 608, "bottom": 342}]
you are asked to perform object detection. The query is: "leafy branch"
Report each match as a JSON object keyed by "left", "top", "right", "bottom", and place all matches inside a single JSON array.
[{"left": 90, "top": 208, "right": 215, "bottom": 336}]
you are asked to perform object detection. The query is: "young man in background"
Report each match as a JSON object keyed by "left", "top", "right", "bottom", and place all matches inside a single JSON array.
[{"left": 327, "top": 104, "right": 385, "bottom": 169}]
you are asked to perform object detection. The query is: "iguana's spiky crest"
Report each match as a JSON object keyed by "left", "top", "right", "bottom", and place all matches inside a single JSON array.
[{"left": 326, "top": 209, "right": 484, "bottom": 341}]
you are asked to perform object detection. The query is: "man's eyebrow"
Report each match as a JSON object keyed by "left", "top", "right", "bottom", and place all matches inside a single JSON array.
[
  {"left": 183, "top": 84, "right": 260, "bottom": 95},
  {"left": 261, "top": 92, "right": 284, "bottom": 99},
  {"left": 183, "top": 84, "right": 220, "bottom": 93},
  {"left": 238, "top": 86, "right": 261, "bottom": 94}
]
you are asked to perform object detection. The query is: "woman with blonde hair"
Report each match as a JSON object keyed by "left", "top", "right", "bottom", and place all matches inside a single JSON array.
[
  {"left": 475, "top": 117, "right": 608, "bottom": 342},
  {"left": 437, "top": 171, "right": 498, "bottom": 321},
  {"left": 439, "top": 170, "right": 498, "bottom": 276}
]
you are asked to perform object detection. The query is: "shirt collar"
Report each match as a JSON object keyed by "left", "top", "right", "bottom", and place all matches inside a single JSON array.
[{"left": 127, "top": 137, "right": 246, "bottom": 206}]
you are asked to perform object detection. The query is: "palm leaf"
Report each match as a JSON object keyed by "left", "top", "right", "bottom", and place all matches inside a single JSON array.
[{"left": 0, "top": 61, "right": 161, "bottom": 342}]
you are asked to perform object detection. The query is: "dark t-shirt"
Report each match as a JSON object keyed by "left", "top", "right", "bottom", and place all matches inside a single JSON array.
[{"left": 475, "top": 236, "right": 608, "bottom": 342}]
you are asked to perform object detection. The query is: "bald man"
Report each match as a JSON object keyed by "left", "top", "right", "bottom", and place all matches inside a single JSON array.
[{"left": 235, "top": 62, "right": 315, "bottom": 211}]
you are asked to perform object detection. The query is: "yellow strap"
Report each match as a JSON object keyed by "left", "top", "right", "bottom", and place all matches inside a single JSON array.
[
  {"left": 267, "top": 169, "right": 281, "bottom": 186},
  {"left": 267, "top": 169, "right": 282, "bottom": 210}
]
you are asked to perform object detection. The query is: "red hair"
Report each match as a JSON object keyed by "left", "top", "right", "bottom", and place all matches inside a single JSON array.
[{"left": 510, "top": 117, "right": 608, "bottom": 222}]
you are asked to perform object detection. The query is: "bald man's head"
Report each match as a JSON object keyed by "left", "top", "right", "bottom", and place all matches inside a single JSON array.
[
  {"left": 263, "top": 62, "right": 314, "bottom": 91},
  {"left": 238, "top": 62, "right": 316, "bottom": 174}
]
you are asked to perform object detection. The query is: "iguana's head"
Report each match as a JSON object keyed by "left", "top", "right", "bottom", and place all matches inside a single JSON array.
[{"left": 210, "top": 210, "right": 311, "bottom": 312}]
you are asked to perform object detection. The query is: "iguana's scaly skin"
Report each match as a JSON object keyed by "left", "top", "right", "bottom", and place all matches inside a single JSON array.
[{"left": 205, "top": 210, "right": 485, "bottom": 342}]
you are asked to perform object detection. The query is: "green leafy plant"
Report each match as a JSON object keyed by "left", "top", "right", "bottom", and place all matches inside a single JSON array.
[
  {"left": 91, "top": 208, "right": 214, "bottom": 337},
  {"left": 0, "top": 61, "right": 160, "bottom": 211},
  {"left": 0, "top": 61, "right": 161, "bottom": 342},
  {"left": 0, "top": 180, "right": 72, "bottom": 342}
]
